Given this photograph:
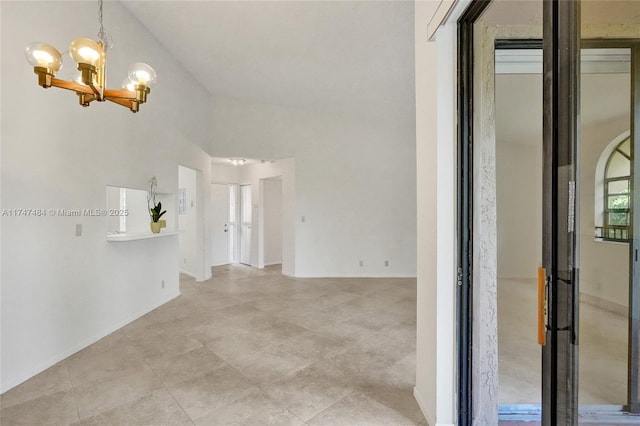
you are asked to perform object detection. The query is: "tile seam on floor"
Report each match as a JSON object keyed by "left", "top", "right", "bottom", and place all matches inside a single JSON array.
[
  {"left": 257, "top": 388, "right": 309, "bottom": 426},
  {"left": 62, "top": 360, "right": 82, "bottom": 424},
  {"left": 137, "top": 335, "right": 197, "bottom": 425},
  {"left": 356, "top": 383, "right": 421, "bottom": 425},
  {"left": 303, "top": 388, "right": 358, "bottom": 424},
  {"left": 159, "top": 382, "right": 196, "bottom": 426}
]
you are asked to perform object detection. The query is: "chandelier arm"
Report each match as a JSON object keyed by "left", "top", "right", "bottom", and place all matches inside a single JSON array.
[
  {"left": 104, "top": 96, "right": 139, "bottom": 113},
  {"left": 50, "top": 78, "right": 96, "bottom": 95},
  {"left": 103, "top": 88, "right": 136, "bottom": 99},
  {"left": 87, "top": 81, "right": 102, "bottom": 97},
  {"left": 79, "top": 93, "right": 100, "bottom": 106}
]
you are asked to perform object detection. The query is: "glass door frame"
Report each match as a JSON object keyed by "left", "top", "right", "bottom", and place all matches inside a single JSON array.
[{"left": 457, "top": 0, "right": 640, "bottom": 424}]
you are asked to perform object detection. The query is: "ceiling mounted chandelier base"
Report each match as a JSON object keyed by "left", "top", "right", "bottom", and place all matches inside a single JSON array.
[{"left": 25, "top": 0, "right": 156, "bottom": 114}]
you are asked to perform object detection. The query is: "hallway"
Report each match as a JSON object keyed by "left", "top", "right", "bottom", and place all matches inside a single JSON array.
[{"left": 0, "top": 265, "right": 423, "bottom": 425}]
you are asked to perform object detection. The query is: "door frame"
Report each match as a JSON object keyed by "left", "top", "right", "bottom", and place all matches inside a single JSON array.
[
  {"left": 457, "top": 0, "right": 640, "bottom": 423},
  {"left": 456, "top": 2, "right": 492, "bottom": 424}
]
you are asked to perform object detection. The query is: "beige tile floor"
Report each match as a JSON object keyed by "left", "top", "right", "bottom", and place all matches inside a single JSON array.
[{"left": 0, "top": 264, "right": 425, "bottom": 426}]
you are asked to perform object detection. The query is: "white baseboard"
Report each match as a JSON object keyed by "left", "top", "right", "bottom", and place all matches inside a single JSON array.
[
  {"left": 293, "top": 273, "right": 417, "bottom": 278},
  {"left": 0, "top": 291, "right": 180, "bottom": 394},
  {"left": 414, "top": 386, "right": 436, "bottom": 426},
  {"left": 179, "top": 268, "right": 197, "bottom": 279},
  {"left": 263, "top": 262, "right": 282, "bottom": 267}
]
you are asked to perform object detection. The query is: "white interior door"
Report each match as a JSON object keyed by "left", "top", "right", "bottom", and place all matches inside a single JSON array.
[
  {"left": 240, "top": 184, "right": 252, "bottom": 266},
  {"left": 211, "top": 183, "right": 230, "bottom": 266}
]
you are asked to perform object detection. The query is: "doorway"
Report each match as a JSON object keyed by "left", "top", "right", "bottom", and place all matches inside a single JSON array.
[
  {"left": 178, "top": 165, "right": 206, "bottom": 281},
  {"left": 457, "top": 0, "right": 640, "bottom": 424},
  {"left": 211, "top": 183, "right": 232, "bottom": 267}
]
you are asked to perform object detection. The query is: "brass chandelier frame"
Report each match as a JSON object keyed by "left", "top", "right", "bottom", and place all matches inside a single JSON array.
[{"left": 27, "top": 0, "right": 154, "bottom": 113}]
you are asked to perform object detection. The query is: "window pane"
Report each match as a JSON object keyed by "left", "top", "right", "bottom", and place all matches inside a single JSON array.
[
  {"left": 608, "top": 194, "right": 630, "bottom": 210},
  {"left": 618, "top": 137, "right": 631, "bottom": 157},
  {"left": 608, "top": 179, "right": 630, "bottom": 195},
  {"left": 607, "top": 151, "right": 630, "bottom": 178},
  {"left": 608, "top": 212, "right": 629, "bottom": 226}
]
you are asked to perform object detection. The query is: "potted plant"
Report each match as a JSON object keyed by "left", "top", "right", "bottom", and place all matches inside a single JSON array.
[{"left": 147, "top": 176, "right": 167, "bottom": 233}]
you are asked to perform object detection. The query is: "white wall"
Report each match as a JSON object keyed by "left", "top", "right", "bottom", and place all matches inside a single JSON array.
[
  {"left": 1, "top": 1, "right": 212, "bottom": 392},
  {"left": 496, "top": 74, "right": 543, "bottom": 279},
  {"left": 211, "top": 162, "right": 241, "bottom": 184},
  {"left": 211, "top": 96, "right": 417, "bottom": 278},
  {"left": 125, "top": 188, "right": 154, "bottom": 234},
  {"left": 106, "top": 186, "right": 122, "bottom": 233},
  {"left": 414, "top": 1, "right": 442, "bottom": 425},
  {"left": 263, "top": 179, "right": 283, "bottom": 266}
]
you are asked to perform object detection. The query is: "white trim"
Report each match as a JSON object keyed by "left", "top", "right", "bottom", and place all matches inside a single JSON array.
[
  {"left": 495, "top": 48, "right": 630, "bottom": 75},
  {"left": 292, "top": 273, "right": 417, "bottom": 279},
  {"left": 0, "top": 291, "right": 180, "bottom": 393},
  {"left": 263, "top": 262, "right": 282, "bottom": 267},
  {"left": 427, "top": 0, "right": 458, "bottom": 41},
  {"left": 106, "top": 231, "right": 178, "bottom": 242},
  {"left": 180, "top": 269, "right": 198, "bottom": 279},
  {"left": 414, "top": 386, "right": 435, "bottom": 426},
  {"left": 432, "top": 1, "right": 473, "bottom": 424}
]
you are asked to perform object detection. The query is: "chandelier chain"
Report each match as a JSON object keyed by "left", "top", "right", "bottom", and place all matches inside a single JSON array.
[{"left": 96, "top": 0, "right": 113, "bottom": 51}]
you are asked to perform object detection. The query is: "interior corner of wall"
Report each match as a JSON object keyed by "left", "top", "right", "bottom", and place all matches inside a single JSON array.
[{"left": 413, "top": 386, "right": 436, "bottom": 426}]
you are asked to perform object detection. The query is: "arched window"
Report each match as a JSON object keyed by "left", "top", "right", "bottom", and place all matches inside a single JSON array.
[{"left": 596, "top": 135, "right": 631, "bottom": 242}]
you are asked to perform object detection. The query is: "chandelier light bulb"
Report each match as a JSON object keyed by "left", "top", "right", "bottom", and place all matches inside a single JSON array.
[
  {"left": 128, "top": 63, "right": 157, "bottom": 87},
  {"left": 69, "top": 37, "right": 103, "bottom": 67},
  {"left": 122, "top": 78, "right": 135, "bottom": 92},
  {"left": 25, "top": 43, "right": 62, "bottom": 72}
]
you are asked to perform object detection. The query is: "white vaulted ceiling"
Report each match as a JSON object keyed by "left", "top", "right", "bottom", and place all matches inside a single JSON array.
[{"left": 121, "top": 0, "right": 415, "bottom": 120}]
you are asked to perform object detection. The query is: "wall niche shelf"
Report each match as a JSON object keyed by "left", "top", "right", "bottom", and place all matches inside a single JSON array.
[
  {"left": 106, "top": 231, "right": 178, "bottom": 242},
  {"left": 105, "top": 185, "right": 177, "bottom": 241}
]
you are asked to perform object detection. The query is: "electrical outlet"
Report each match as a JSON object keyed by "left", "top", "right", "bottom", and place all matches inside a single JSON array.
[
  {"left": 75, "top": 224, "right": 82, "bottom": 237},
  {"left": 161, "top": 280, "right": 165, "bottom": 289},
  {"left": 183, "top": 258, "right": 187, "bottom": 264},
  {"left": 359, "top": 260, "right": 363, "bottom": 267},
  {"left": 301, "top": 216, "right": 306, "bottom": 223},
  {"left": 385, "top": 260, "right": 389, "bottom": 267}
]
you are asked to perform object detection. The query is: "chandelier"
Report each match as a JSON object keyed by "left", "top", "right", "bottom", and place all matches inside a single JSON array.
[{"left": 24, "top": 0, "right": 156, "bottom": 113}]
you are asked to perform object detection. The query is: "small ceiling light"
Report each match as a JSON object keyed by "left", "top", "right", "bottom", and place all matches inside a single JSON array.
[
  {"left": 24, "top": 0, "right": 156, "bottom": 113},
  {"left": 229, "top": 159, "right": 246, "bottom": 166}
]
